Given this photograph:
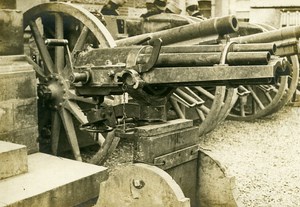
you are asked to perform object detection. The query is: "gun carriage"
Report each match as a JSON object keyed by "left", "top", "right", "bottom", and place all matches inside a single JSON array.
[
  {"left": 17, "top": 2, "right": 300, "bottom": 206},
  {"left": 104, "top": 12, "right": 300, "bottom": 123}
]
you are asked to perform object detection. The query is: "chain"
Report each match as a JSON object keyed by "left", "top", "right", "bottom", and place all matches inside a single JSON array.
[{"left": 122, "top": 84, "right": 128, "bottom": 131}]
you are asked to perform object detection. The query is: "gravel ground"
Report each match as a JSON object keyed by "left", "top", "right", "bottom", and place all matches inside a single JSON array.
[{"left": 199, "top": 105, "right": 300, "bottom": 207}]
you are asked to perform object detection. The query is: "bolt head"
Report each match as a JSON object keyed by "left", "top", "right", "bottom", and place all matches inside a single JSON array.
[{"left": 132, "top": 179, "right": 145, "bottom": 189}]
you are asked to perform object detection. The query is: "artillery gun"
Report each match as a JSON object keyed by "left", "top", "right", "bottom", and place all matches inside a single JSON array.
[
  {"left": 19, "top": 2, "right": 298, "bottom": 206},
  {"left": 105, "top": 12, "right": 300, "bottom": 123}
]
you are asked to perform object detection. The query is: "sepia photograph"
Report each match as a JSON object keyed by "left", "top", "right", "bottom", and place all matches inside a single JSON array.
[{"left": 1, "top": 0, "right": 300, "bottom": 206}]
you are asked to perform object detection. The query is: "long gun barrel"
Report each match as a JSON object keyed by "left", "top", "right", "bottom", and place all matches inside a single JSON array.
[
  {"left": 115, "top": 15, "right": 239, "bottom": 47},
  {"left": 232, "top": 26, "right": 300, "bottom": 43}
]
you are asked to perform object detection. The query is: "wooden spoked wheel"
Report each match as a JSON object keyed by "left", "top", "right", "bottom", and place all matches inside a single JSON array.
[
  {"left": 23, "top": 2, "right": 117, "bottom": 162},
  {"left": 169, "top": 86, "right": 238, "bottom": 136},
  {"left": 228, "top": 23, "right": 299, "bottom": 121}
]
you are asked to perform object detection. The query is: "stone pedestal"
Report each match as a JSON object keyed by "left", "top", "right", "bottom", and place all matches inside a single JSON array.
[
  {"left": 0, "top": 55, "right": 38, "bottom": 153},
  {"left": 0, "top": 141, "right": 28, "bottom": 180}
]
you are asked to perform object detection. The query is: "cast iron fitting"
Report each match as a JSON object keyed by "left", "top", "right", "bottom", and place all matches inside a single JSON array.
[
  {"left": 69, "top": 71, "right": 90, "bottom": 84},
  {"left": 279, "top": 59, "right": 291, "bottom": 76},
  {"left": 37, "top": 84, "right": 52, "bottom": 100},
  {"left": 116, "top": 69, "right": 145, "bottom": 89}
]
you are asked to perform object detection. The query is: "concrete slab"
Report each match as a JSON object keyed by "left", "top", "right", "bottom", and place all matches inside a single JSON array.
[
  {"left": 0, "top": 153, "right": 108, "bottom": 207},
  {"left": 0, "top": 141, "right": 28, "bottom": 180}
]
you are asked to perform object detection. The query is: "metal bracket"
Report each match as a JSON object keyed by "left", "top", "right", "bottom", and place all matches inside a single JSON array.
[
  {"left": 154, "top": 145, "right": 199, "bottom": 170},
  {"left": 137, "top": 38, "right": 162, "bottom": 73}
]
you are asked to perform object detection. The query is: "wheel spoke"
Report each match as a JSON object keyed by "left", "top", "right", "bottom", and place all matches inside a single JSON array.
[
  {"left": 64, "top": 99, "right": 88, "bottom": 124},
  {"left": 239, "top": 99, "right": 246, "bottom": 117},
  {"left": 258, "top": 85, "right": 275, "bottom": 103},
  {"left": 59, "top": 108, "right": 82, "bottom": 161},
  {"left": 170, "top": 97, "right": 185, "bottom": 119},
  {"left": 51, "top": 111, "right": 61, "bottom": 155},
  {"left": 29, "top": 20, "right": 55, "bottom": 75},
  {"left": 25, "top": 55, "right": 46, "bottom": 80},
  {"left": 194, "top": 86, "right": 215, "bottom": 100},
  {"left": 198, "top": 105, "right": 210, "bottom": 115},
  {"left": 71, "top": 25, "right": 90, "bottom": 57},
  {"left": 55, "top": 13, "right": 64, "bottom": 73},
  {"left": 195, "top": 108, "right": 206, "bottom": 121},
  {"left": 247, "top": 86, "right": 265, "bottom": 110}
]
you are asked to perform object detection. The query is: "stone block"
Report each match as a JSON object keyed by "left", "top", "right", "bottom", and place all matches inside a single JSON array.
[
  {"left": 0, "top": 98, "right": 37, "bottom": 132},
  {"left": 0, "top": 153, "right": 108, "bottom": 207},
  {"left": 0, "top": 101, "right": 14, "bottom": 133},
  {"left": 0, "top": 55, "right": 38, "bottom": 154},
  {"left": 0, "top": 141, "right": 28, "bottom": 180},
  {"left": 0, "top": 1, "right": 16, "bottom": 9},
  {"left": 0, "top": 10, "right": 23, "bottom": 55},
  {"left": 14, "top": 98, "right": 38, "bottom": 130},
  {"left": 0, "top": 126, "right": 39, "bottom": 154},
  {"left": 0, "top": 56, "right": 37, "bottom": 102}
]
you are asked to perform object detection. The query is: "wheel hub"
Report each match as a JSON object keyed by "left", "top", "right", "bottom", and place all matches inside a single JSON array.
[{"left": 38, "top": 73, "right": 69, "bottom": 110}]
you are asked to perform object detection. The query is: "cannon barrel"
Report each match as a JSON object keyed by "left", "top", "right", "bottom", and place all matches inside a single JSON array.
[
  {"left": 232, "top": 26, "right": 300, "bottom": 44},
  {"left": 137, "top": 52, "right": 271, "bottom": 66},
  {"left": 115, "top": 15, "right": 239, "bottom": 47},
  {"left": 155, "top": 43, "right": 276, "bottom": 55},
  {"left": 75, "top": 44, "right": 272, "bottom": 67}
]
